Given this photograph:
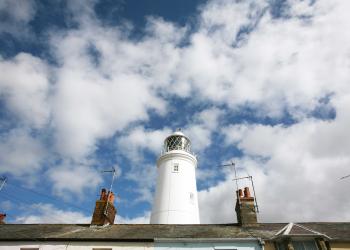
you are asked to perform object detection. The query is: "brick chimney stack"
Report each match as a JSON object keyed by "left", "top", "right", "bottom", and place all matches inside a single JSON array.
[
  {"left": 235, "top": 187, "right": 258, "bottom": 226},
  {"left": 91, "top": 188, "right": 116, "bottom": 226},
  {"left": 0, "top": 214, "right": 6, "bottom": 224}
]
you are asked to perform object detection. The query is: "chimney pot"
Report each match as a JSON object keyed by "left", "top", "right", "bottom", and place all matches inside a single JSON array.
[
  {"left": 100, "top": 188, "right": 108, "bottom": 201},
  {"left": 244, "top": 187, "right": 251, "bottom": 198},
  {"left": 108, "top": 191, "right": 115, "bottom": 203},
  {"left": 0, "top": 214, "right": 6, "bottom": 224},
  {"left": 238, "top": 189, "right": 243, "bottom": 198}
]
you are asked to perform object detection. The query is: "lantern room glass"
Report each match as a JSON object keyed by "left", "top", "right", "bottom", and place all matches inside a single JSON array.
[{"left": 164, "top": 135, "right": 192, "bottom": 153}]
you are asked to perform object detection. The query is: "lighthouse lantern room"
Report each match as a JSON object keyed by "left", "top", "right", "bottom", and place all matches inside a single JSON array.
[{"left": 150, "top": 130, "right": 200, "bottom": 224}]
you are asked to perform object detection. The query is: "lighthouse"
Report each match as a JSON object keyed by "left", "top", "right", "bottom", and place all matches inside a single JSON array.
[{"left": 150, "top": 130, "right": 200, "bottom": 224}]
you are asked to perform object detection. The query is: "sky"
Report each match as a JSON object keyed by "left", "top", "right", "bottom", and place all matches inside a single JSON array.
[{"left": 0, "top": 0, "right": 349, "bottom": 224}]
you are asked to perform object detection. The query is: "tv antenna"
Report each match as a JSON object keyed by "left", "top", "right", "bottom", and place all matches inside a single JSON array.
[
  {"left": 219, "top": 161, "right": 240, "bottom": 193},
  {"left": 340, "top": 174, "right": 350, "bottom": 180},
  {"left": 101, "top": 167, "right": 117, "bottom": 215},
  {"left": 0, "top": 176, "right": 7, "bottom": 192},
  {"left": 233, "top": 174, "right": 259, "bottom": 213},
  {"left": 218, "top": 162, "right": 259, "bottom": 213}
]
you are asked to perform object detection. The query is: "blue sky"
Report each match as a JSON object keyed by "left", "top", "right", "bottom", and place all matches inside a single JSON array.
[{"left": 0, "top": 0, "right": 349, "bottom": 224}]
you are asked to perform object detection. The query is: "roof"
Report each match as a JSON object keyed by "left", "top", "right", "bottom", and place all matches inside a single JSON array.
[
  {"left": 0, "top": 223, "right": 349, "bottom": 242},
  {"left": 173, "top": 131, "right": 185, "bottom": 136},
  {"left": 273, "top": 223, "right": 333, "bottom": 240}
]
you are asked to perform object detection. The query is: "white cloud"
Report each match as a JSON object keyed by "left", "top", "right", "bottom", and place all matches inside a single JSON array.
[
  {"left": 50, "top": 0, "right": 350, "bottom": 223},
  {"left": 185, "top": 107, "right": 224, "bottom": 152},
  {"left": 0, "top": 0, "right": 36, "bottom": 36},
  {"left": 47, "top": 162, "right": 103, "bottom": 199},
  {"left": 145, "top": 17, "right": 187, "bottom": 44},
  {"left": 309, "top": 94, "right": 350, "bottom": 158},
  {"left": 117, "top": 211, "right": 150, "bottom": 224},
  {"left": 1, "top": 0, "right": 350, "bottom": 223},
  {"left": 0, "top": 200, "right": 13, "bottom": 211},
  {"left": 117, "top": 127, "right": 172, "bottom": 162},
  {"left": 199, "top": 179, "right": 235, "bottom": 224},
  {"left": 198, "top": 158, "right": 257, "bottom": 224},
  {"left": 15, "top": 203, "right": 91, "bottom": 224},
  {"left": 117, "top": 108, "right": 223, "bottom": 161},
  {"left": 0, "top": 128, "right": 45, "bottom": 177},
  {"left": 0, "top": 53, "right": 51, "bottom": 128},
  {"left": 124, "top": 163, "right": 157, "bottom": 204},
  {"left": 199, "top": 0, "right": 266, "bottom": 44},
  {"left": 223, "top": 123, "right": 286, "bottom": 157},
  {"left": 0, "top": 53, "right": 50, "bottom": 185},
  {"left": 193, "top": 0, "right": 350, "bottom": 223},
  {"left": 170, "top": 0, "right": 350, "bottom": 120},
  {"left": 117, "top": 127, "right": 175, "bottom": 203},
  {"left": 0, "top": 0, "right": 36, "bottom": 23},
  {"left": 201, "top": 112, "right": 350, "bottom": 223},
  {"left": 50, "top": 20, "right": 174, "bottom": 160}
]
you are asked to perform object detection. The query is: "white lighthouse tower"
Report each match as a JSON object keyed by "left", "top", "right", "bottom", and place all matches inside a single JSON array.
[{"left": 150, "top": 130, "right": 200, "bottom": 224}]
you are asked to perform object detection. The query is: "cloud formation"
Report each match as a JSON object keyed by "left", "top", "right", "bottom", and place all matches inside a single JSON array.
[
  {"left": 0, "top": 0, "right": 350, "bottom": 223},
  {"left": 15, "top": 203, "right": 91, "bottom": 224},
  {"left": 0, "top": 0, "right": 36, "bottom": 36},
  {"left": 197, "top": 0, "right": 350, "bottom": 223}
]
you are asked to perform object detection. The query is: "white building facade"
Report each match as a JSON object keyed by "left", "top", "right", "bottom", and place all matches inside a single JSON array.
[{"left": 0, "top": 240, "right": 261, "bottom": 250}]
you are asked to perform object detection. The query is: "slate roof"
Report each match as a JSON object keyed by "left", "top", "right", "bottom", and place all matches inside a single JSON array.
[
  {"left": 0, "top": 223, "right": 349, "bottom": 242},
  {"left": 289, "top": 224, "right": 318, "bottom": 235}
]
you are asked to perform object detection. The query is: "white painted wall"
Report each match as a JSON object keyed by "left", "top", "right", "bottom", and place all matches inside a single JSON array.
[
  {"left": 0, "top": 241, "right": 153, "bottom": 250},
  {"left": 155, "top": 240, "right": 261, "bottom": 250},
  {"left": 0, "top": 240, "right": 262, "bottom": 250},
  {"left": 150, "top": 149, "right": 200, "bottom": 224}
]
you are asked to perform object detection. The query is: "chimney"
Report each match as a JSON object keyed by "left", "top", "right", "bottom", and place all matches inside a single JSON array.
[
  {"left": 91, "top": 188, "right": 117, "bottom": 226},
  {"left": 0, "top": 214, "right": 6, "bottom": 224},
  {"left": 235, "top": 187, "right": 258, "bottom": 226}
]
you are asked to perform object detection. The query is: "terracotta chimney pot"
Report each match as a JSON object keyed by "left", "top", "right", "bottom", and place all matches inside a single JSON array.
[
  {"left": 100, "top": 188, "right": 107, "bottom": 201},
  {"left": 108, "top": 192, "right": 115, "bottom": 203},
  {"left": 0, "top": 214, "right": 6, "bottom": 224},
  {"left": 244, "top": 187, "right": 251, "bottom": 198}
]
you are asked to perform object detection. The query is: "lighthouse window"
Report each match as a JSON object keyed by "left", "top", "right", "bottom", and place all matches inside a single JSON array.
[
  {"left": 173, "top": 163, "right": 179, "bottom": 172},
  {"left": 190, "top": 192, "right": 195, "bottom": 204}
]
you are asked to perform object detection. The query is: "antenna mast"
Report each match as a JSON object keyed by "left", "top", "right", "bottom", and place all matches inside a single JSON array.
[
  {"left": 218, "top": 162, "right": 259, "bottom": 213},
  {"left": 232, "top": 174, "right": 259, "bottom": 213},
  {"left": 218, "top": 162, "right": 241, "bottom": 206},
  {"left": 0, "top": 176, "right": 7, "bottom": 192},
  {"left": 101, "top": 168, "right": 117, "bottom": 216},
  {"left": 340, "top": 174, "right": 350, "bottom": 180}
]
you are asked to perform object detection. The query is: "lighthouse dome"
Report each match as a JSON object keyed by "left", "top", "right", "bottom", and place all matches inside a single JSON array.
[{"left": 163, "top": 130, "right": 192, "bottom": 154}]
